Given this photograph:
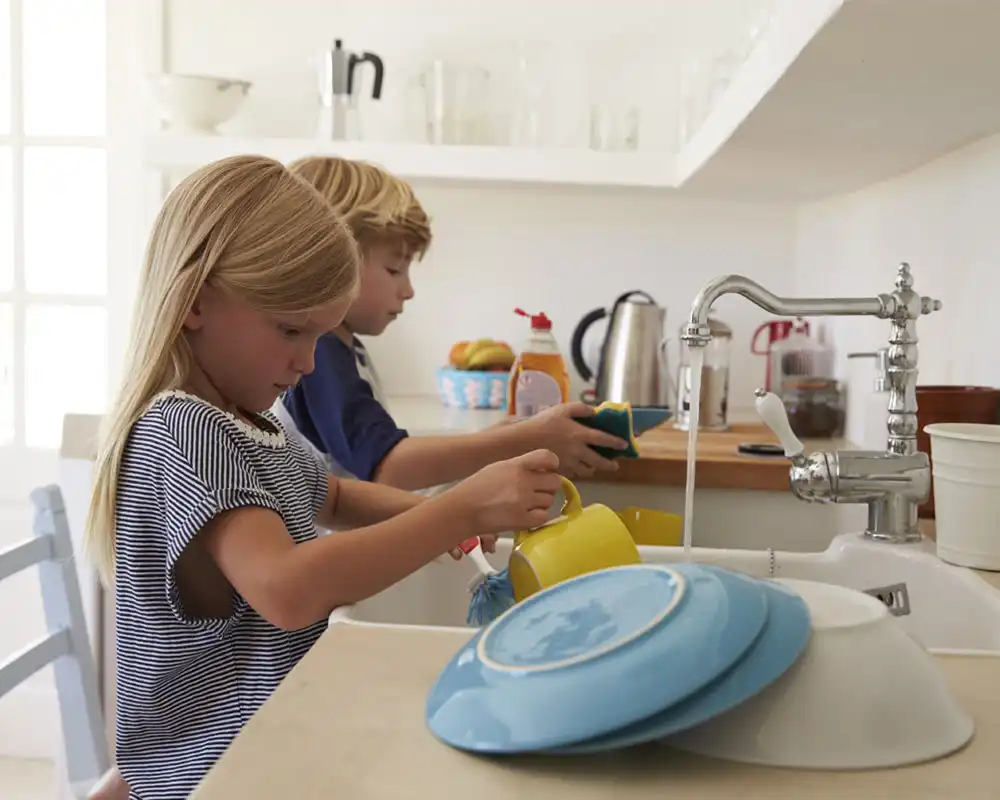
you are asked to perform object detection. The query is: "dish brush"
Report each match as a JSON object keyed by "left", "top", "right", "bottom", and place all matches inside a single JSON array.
[{"left": 459, "top": 536, "right": 516, "bottom": 627}]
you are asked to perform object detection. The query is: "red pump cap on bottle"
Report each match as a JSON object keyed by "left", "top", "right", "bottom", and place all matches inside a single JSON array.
[{"left": 514, "top": 308, "right": 552, "bottom": 331}]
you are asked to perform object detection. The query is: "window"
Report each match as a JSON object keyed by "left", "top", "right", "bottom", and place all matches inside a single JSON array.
[{"left": 0, "top": 0, "right": 109, "bottom": 504}]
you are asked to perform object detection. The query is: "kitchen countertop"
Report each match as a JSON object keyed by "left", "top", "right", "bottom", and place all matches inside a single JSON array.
[
  {"left": 191, "top": 621, "right": 1000, "bottom": 800},
  {"left": 387, "top": 396, "right": 844, "bottom": 492}
]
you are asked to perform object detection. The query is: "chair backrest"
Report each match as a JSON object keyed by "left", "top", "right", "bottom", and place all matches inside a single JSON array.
[{"left": 0, "top": 484, "right": 110, "bottom": 795}]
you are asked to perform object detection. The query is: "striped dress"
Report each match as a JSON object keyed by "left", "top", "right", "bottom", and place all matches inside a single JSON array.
[{"left": 114, "top": 390, "right": 329, "bottom": 799}]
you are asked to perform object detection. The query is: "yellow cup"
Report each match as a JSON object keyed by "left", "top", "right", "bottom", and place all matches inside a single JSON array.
[
  {"left": 618, "top": 507, "right": 684, "bottom": 547},
  {"left": 509, "top": 478, "right": 642, "bottom": 602}
]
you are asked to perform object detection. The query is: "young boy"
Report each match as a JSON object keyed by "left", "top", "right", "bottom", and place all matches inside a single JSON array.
[{"left": 278, "top": 156, "right": 627, "bottom": 489}]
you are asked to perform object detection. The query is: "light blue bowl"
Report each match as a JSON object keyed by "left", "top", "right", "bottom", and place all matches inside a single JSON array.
[
  {"left": 632, "top": 406, "right": 673, "bottom": 436},
  {"left": 551, "top": 567, "right": 812, "bottom": 754},
  {"left": 436, "top": 367, "right": 508, "bottom": 410},
  {"left": 425, "top": 562, "right": 767, "bottom": 754}
]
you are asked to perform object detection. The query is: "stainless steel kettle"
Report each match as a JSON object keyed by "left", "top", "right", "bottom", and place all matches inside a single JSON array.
[{"left": 570, "top": 291, "right": 673, "bottom": 407}]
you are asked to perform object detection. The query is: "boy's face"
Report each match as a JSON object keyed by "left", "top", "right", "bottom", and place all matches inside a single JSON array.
[{"left": 344, "top": 239, "right": 416, "bottom": 336}]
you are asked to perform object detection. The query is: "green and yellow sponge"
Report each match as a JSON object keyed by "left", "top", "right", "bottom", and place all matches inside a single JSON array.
[{"left": 578, "top": 401, "right": 641, "bottom": 459}]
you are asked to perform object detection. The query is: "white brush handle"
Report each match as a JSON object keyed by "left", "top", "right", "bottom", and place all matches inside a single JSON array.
[{"left": 459, "top": 536, "right": 498, "bottom": 576}]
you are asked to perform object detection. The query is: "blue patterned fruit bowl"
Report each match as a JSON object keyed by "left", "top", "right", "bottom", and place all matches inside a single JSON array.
[{"left": 437, "top": 367, "right": 509, "bottom": 410}]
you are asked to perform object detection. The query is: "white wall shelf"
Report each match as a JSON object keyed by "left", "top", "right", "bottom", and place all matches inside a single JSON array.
[
  {"left": 142, "top": 0, "right": 1000, "bottom": 201},
  {"left": 141, "top": 134, "right": 676, "bottom": 189}
]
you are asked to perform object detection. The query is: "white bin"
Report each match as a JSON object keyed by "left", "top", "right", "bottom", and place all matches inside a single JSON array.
[{"left": 925, "top": 423, "right": 1000, "bottom": 570}]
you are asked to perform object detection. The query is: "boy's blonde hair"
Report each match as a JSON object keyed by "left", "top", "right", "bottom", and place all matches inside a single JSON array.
[
  {"left": 287, "top": 156, "right": 432, "bottom": 259},
  {"left": 85, "top": 154, "right": 360, "bottom": 584}
]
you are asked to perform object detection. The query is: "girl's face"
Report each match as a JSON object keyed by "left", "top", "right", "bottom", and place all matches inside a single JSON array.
[
  {"left": 182, "top": 284, "right": 353, "bottom": 414},
  {"left": 344, "top": 239, "right": 416, "bottom": 336}
]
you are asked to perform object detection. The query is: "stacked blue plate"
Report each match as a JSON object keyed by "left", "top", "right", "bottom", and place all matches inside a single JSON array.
[{"left": 425, "top": 562, "right": 811, "bottom": 754}]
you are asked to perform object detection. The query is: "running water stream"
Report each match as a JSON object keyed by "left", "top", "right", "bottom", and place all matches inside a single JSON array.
[{"left": 681, "top": 346, "right": 705, "bottom": 560}]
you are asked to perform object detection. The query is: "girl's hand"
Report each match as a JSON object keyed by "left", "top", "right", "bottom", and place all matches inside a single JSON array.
[
  {"left": 522, "top": 402, "right": 629, "bottom": 479},
  {"left": 448, "top": 449, "right": 562, "bottom": 535},
  {"left": 448, "top": 533, "right": 498, "bottom": 561}
]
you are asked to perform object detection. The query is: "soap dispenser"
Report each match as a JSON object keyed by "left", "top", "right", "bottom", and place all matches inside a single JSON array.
[{"left": 847, "top": 348, "right": 889, "bottom": 449}]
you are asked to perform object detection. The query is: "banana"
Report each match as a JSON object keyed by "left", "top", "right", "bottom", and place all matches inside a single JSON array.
[
  {"left": 464, "top": 344, "right": 516, "bottom": 371},
  {"left": 458, "top": 338, "right": 499, "bottom": 369}
]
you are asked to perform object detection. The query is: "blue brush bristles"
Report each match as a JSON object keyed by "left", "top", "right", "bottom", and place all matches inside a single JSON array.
[{"left": 466, "top": 569, "right": 517, "bottom": 627}]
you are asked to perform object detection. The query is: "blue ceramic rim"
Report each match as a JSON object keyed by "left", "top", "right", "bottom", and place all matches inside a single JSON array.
[{"left": 476, "top": 564, "right": 687, "bottom": 675}]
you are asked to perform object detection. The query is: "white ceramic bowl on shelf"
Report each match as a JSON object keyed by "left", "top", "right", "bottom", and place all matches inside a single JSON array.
[
  {"left": 148, "top": 73, "right": 251, "bottom": 134},
  {"left": 664, "top": 578, "right": 974, "bottom": 770}
]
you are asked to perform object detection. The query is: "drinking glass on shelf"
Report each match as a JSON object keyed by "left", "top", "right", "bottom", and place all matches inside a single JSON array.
[
  {"left": 420, "top": 60, "right": 492, "bottom": 145},
  {"left": 589, "top": 103, "right": 640, "bottom": 152}
]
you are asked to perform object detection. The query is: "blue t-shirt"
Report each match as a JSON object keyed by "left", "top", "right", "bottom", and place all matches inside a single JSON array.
[{"left": 280, "top": 333, "right": 407, "bottom": 481}]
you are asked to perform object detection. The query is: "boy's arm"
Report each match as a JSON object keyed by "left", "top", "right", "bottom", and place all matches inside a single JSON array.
[{"left": 374, "top": 426, "right": 537, "bottom": 489}]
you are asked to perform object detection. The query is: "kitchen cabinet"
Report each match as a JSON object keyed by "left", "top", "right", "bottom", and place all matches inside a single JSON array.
[{"left": 141, "top": 0, "right": 1000, "bottom": 199}]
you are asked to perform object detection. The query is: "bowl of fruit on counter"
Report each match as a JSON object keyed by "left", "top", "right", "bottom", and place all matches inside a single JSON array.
[{"left": 437, "top": 339, "right": 515, "bottom": 410}]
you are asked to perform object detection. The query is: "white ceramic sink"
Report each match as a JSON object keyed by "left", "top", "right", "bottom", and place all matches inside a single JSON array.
[{"left": 335, "top": 534, "right": 1000, "bottom": 653}]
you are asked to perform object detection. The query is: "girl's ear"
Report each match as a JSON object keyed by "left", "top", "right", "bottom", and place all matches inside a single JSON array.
[{"left": 183, "top": 284, "right": 212, "bottom": 331}]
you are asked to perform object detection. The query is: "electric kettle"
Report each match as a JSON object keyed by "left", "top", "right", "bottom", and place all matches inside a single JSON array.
[{"left": 570, "top": 291, "right": 673, "bottom": 407}]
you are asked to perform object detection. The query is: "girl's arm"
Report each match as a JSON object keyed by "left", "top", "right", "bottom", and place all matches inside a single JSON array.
[
  {"left": 201, "top": 450, "right": 561, "bottom": 630},
  {"left": 318, "top": 474, "right": 422, "bottom": 529}
]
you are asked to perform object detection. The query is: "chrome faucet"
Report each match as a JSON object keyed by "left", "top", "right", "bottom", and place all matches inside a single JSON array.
[{"left": 680, "top": 263, "right": 943, "bottom": 544}]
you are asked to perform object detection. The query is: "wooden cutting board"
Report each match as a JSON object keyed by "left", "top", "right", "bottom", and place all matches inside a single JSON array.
[{"left": 584, "top": 422, "right": 794, "bottom": 492}]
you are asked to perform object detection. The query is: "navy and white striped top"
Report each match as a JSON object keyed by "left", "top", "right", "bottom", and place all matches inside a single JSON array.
[{"left": 114, "top": 390, "right": 329, "bottom": 800}]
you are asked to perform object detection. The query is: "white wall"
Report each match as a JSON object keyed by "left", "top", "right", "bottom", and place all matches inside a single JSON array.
[
  {"left": 365, "top": 183, "right": 797, "bottom": 407},
  {"left": 794, "top": 132, "right": 1000, "bottom": 443}
]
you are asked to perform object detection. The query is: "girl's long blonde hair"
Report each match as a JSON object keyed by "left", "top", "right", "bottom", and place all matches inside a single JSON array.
[
  {"left": 288, "top": 156, "right": 432, "bottom": 258},
  {"left": 85, "top": 154, "right": 359, "bottom": 585}
]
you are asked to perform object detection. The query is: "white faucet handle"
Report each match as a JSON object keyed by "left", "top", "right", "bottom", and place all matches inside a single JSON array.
[{"left": 754, "top": 389, "right": 805, "bottom": 459}]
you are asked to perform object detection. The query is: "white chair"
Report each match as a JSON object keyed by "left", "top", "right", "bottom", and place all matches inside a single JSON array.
[{"left": 0, "top": 485, "right": 110, "bottom": 798}]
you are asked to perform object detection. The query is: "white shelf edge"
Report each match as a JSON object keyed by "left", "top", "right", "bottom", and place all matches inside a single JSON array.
[
  {"left": 141, "top": 134, "right": 677, "bottom": 190},
  {"left": 674, "top": 0, "right": 846, "bottom": 186}
]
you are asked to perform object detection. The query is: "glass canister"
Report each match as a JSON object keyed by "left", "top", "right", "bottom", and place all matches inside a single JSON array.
[
  {"left": 780, "top": 378, "right": 846, "bottom": 439},
  {"left": 769, "top": 319, "right": 834, "bottom": 385},
  {"left": 674, "top": 316, "right": 732, "bottom": 431}
]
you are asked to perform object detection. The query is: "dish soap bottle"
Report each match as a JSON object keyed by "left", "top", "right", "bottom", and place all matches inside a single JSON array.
[{"left": 508, "top": 308, "right": 570, "bottom": 418}]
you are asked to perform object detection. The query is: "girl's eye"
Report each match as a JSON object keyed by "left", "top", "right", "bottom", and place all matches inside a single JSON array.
[{"left": 279, "top": 325, "right": 302, "bottom": 338}]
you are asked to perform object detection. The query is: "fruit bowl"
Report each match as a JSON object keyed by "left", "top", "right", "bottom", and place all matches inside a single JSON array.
[{"left": 437, "top": 367, "right": 508, "bottom": 410}]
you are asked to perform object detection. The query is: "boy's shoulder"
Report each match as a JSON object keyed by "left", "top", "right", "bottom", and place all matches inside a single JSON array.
[{"left": 315, "top": 332, "right": 363, "bottom": 372}]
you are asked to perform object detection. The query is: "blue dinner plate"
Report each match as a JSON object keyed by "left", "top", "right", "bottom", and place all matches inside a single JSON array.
[
  {"left": 425, "top": 562, "right": 767, "bottom": 753},
  {"left": 550, "top": 568, "right": 812, "bottom": 754}
]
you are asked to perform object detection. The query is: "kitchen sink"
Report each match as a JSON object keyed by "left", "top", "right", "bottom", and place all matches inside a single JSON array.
[{"left": 332, "top": 535, "right": 1000, "bottom": 653}]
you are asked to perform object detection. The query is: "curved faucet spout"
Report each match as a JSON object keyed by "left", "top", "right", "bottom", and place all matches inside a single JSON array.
[{"left": 679, "top": 274, "right": 892, "bottom": 347}]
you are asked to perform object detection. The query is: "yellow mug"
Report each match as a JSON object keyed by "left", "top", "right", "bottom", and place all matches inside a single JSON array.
[
  {"left": 508, "top": 477, "right": 642, "bottom": 602},
  {"left": 618, "top": 507, "right": 683, "bottom": 547}
]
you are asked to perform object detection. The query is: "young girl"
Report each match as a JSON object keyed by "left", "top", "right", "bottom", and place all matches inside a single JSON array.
[
  {"left": 84, "top": 155, "right": 561, "bottom": 800},
  {"left": 278, "top": 156, "right": 627, "bottom": 489}
]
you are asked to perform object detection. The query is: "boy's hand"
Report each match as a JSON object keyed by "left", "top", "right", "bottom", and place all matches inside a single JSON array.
[
  {"left": 523, "top": 402, "right": 629, "bottom": 479},
  {"left": 449, "top": 449, "right": 562, "bottom": 535}
]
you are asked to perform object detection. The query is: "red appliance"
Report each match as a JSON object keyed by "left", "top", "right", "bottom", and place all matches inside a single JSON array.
[{"left": 751, "top": 318, "right": 810, "bottom": 391}]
